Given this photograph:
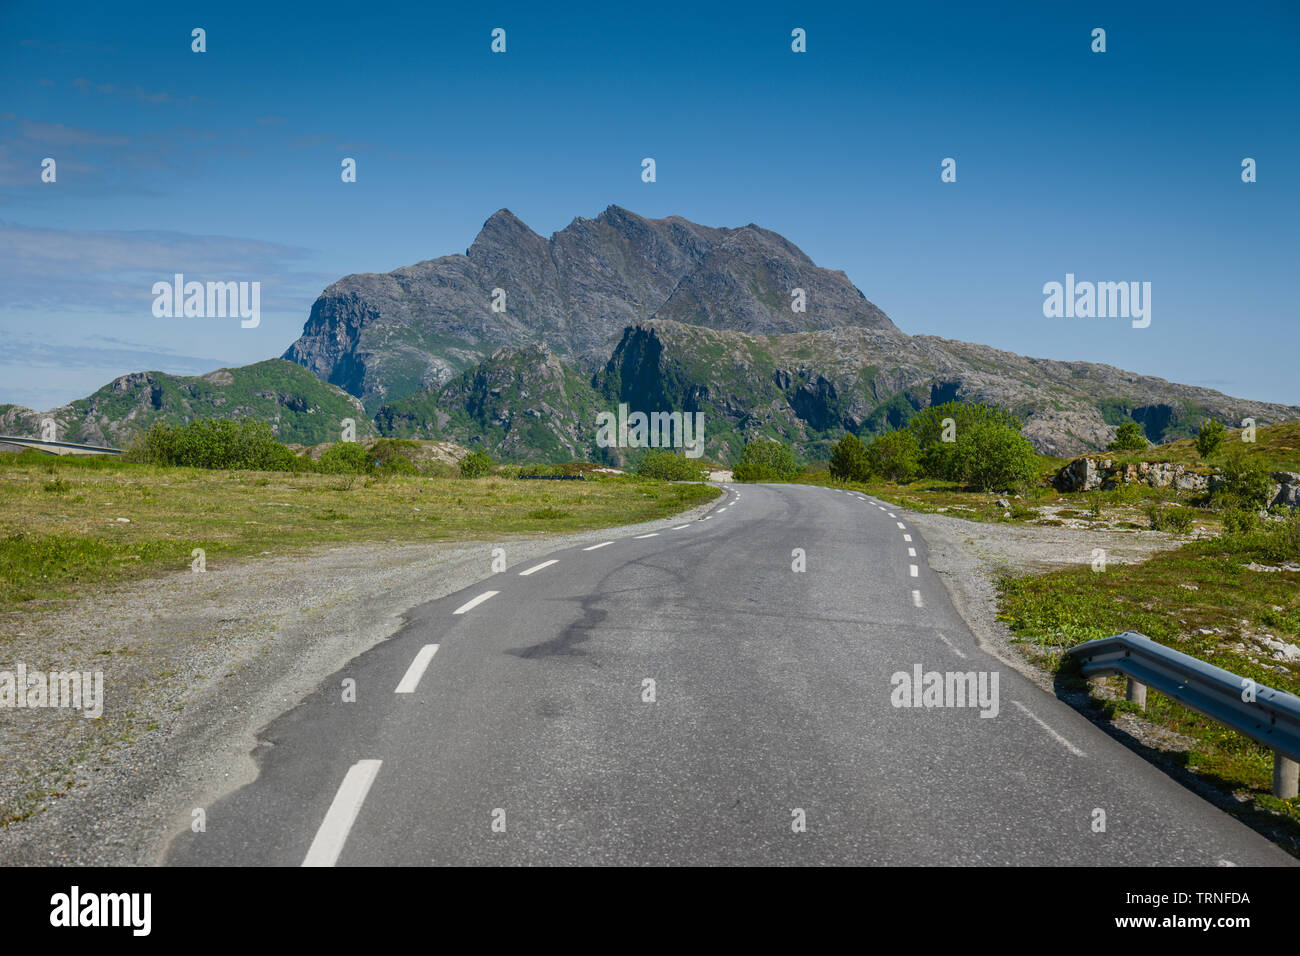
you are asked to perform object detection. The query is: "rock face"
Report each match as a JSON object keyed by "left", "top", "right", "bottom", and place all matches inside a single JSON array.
[
  {"left": 284, "top": 206, "right": 896, "bottom": 412},
  {"left": 373, "top": 317, "right": 1300, "bottom": 464},
  {"left": 1272, "top": 472, "right": 1300, "bottom": 509},
  {"left": 284, "top": 206, "right": 1300, "bottom": 458},
  {"left": 1053, "top": 457, "right": 1210, "bottom": 493}
]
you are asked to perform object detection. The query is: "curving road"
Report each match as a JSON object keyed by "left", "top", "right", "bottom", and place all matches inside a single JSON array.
[{"left": 166, "top": 483, "right": 1294, "bottom": 866}]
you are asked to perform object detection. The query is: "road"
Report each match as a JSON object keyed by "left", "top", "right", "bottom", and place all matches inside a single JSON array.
[{"left": 166, "top": 483, "right": 1294, "bottom": 865}]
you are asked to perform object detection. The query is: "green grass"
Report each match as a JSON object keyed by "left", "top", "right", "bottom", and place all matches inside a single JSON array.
[
  {"left": 998, "top": 520, "right": 1300, "bottom": 850},
  {"left": 0, "top": 453, "right": 718, "bottom": 613},
  {"left": 1104, "top": 420, "right": 1300, "bottom": 472}
]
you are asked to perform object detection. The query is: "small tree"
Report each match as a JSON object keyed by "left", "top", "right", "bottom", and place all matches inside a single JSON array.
[
  {"left": 459, "top": 449, "right": 494, "bottom": 478},
  {"left": 1213, "top": 449, "right": 1273, "bottom": 511},
  {"left": 866, "top": 430, "right": 921, "bottom": 482},
  {"left": 1108, "top": 421, "right": 1148, "bottom": 452},
  {"left": 1195, "top": 419, "right": 1226, "bottom": 459},
  {"left": 907, "top": 401, "right": 1021, "bottom": 480},
  {"left": 828, "top": 433, "right": 871, "bottom": 482},
  {"left": 950, "top": 422, "right": 1040, "bottom": 492},
  {"left": 733, "top": 439, "right": 799, "bottom": 482}
]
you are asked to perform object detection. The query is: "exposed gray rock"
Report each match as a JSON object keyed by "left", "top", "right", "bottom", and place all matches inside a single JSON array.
[{"left": 1054, "top": 456, "right": 1209, "bottom": 493}]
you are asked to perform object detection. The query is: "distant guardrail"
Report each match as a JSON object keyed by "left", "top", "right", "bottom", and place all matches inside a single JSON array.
[
  {"left": 0, "top": 435, "right": 122, "bottom": 456},
  {"left": 1067, "top": 631, "right": 1300, "bottom": 798}
]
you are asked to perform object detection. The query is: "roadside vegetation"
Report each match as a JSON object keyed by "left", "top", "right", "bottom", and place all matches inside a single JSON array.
[
  {"left": 0, "top": 423, "right": 718, "bottom": 613},
  {"left": 999, "top": 514, "right": 1300, "bottom": 848}
]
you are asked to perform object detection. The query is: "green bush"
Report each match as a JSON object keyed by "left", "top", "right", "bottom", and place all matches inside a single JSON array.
[
  {"left": 1223, "top": 508, "right": 1259, "bottom": 535},
  {"left": 367, "top": 438, "right": 422, "bottom": 475},
  {"left": 828, "top": 433, "right": 871, "bottom": 482},
  {"left": 1195, "top": 419, "right": 1226, "bottom": 459},
  {"left": 636, "top": 450, "right": 707, "bottom": 481},
  {"left": 124, "top": 419, "right": 298, "bottom": 471},
  {"left": 1260, "top": 514, "right": 1300, "bottom": 562},
  {"left": 907, "top": 401, "right": 1021, "bottom": 480},
  {"left": 317, "top": 442, "right": 377, "bottom": 474},
  {"left": 732, "top": 440, "right": 799, "bottom": 482},
  {"left": 949, "top": 422, "right": 1039, "bottom": 492},
  {"left": 1213, "top": 450, "right": 1274, "bottom": 511},
  {"left": 459, "top": 449, "right": 494, "bottom": 478},
  {"left": 865, "top": 430, "right": 921, "bottom": 482},
  {"left": 1108, "top": 421, "right": 1148, "bottom": 452}
]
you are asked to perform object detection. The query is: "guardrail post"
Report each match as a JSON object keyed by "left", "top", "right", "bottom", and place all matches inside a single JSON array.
[
  {"left": 1125, "top": 677, "right": 1146, "bottom": 711},
  {"left": 1274, "top": 753, "right": 1298, "bottom": 800}
]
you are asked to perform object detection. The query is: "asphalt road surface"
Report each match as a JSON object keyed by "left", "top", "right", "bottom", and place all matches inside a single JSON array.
[{"left": 166, "top": 484, "right": 1294, "bottom": 866}]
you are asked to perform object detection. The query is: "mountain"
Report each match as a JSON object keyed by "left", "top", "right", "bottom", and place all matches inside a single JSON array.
[
  {"left": 288, "top": 204, "right": 1299, "bottom": 462},
  {"left": 0, "top": 359, "right": 373, "bottom": 448},
  {"left": 283, "top": 205, "right": 897, "bottom": 412},
  {"left": 376, "top": 321, "right": 1299, "bottom": 463},
  {"left": 10, "top": 207, "right": 1298, "bottom": 463}
]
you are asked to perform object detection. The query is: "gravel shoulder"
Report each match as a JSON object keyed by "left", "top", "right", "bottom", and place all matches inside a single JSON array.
[
  {"left": 902, "top": 510, "right": 1181, "bottom": 685},
  {"left": 0, "top": 493, "right": 724, "bottom": 865},
  {"left": 902, "top": 510, "right": 1213, "bottom": 753}
]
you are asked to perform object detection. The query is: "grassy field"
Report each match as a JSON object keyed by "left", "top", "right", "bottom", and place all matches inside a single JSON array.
[
  {"left": 998, "top": 518, "right": 1300, "bottom": 849},
  {"left": 0, "top": 450, "right": 719, "bottom": 613},
  {"left": 1105, "top": 420, "right": 1300, "bottom": 472}
]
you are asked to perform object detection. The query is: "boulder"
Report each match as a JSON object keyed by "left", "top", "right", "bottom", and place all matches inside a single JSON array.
[{"left": 1054, "top": 456, "right": 1101, "bottom": 492}]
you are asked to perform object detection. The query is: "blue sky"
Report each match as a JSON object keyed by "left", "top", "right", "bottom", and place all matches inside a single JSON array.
[{"left": 2, "top": 0, "right": 1297, "bottom": 410}]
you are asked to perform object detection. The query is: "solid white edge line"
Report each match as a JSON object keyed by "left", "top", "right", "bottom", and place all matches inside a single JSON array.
[
  {"left": 519, "top": 559, "right": 558, "bottom": 576},
  {"left": 583, "top": 541, "right": 613, "bottom": 551},
  {"left": 394, "top": 644, "right": 440, "bottom": 693},
  {"left": 1011, "top": 701, "right": 1086, "bottom": 757},
  {"left": 302, "top": 759, "right": 383, "bottom": 867},
  {"left": 453, "top": 590, "right": 499, "bottom": 614}
]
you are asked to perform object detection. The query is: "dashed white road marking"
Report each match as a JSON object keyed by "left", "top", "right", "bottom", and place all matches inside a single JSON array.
[
  {"left": 635, "top": 532, "right": 660, "bottom": 538},
  {"left": 911, "top": 589, "right": 923, "bottom": 608},
  {"left": 1011, "top": 701, "right": 1086, "bottom": 757},
  {"left": 454, "top": 590, "right": 499, "bottom": 614},
  {"left": 903, "top": 534, "right": 912, "bottom": 542},
  {"left": 395, "top": 644, "right": 440, "bottom": 693},
  {"left": 672, "top": 525, "right": 689, "bottom": 530},
  {"left": 302, "top": 759, "right": 383, "bottom": 867},
  {"left": 519, "top": 559, "right": 558, "bottom": 576},
  {"left": 936, "top": 632, "right": 967, "bottom": 660},
  {"left": 583, "top": 541, "right": 613, "bottom": 551},
  {"left": 908, "top": 547, "right": 917, "bottom": 557},
  {"left": 896, "top": 522, "right": 906, "bottom": 529},
  {"left": 909, "top": 564, "right": 919, "bottom": 577},
  {"left": 718, "top": 507, "right": 727, "bottom": 512},
  {"left": 887, "top": 513, "right": 897, "bottom": 518}
]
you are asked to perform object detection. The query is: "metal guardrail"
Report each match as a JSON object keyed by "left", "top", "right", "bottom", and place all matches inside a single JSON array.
[
  {"left": 0, "top": 435, "right": 122, "bottom": 455},
  {"left": 1067, "top": 631, "right": 1300, "bottom": 798}
]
